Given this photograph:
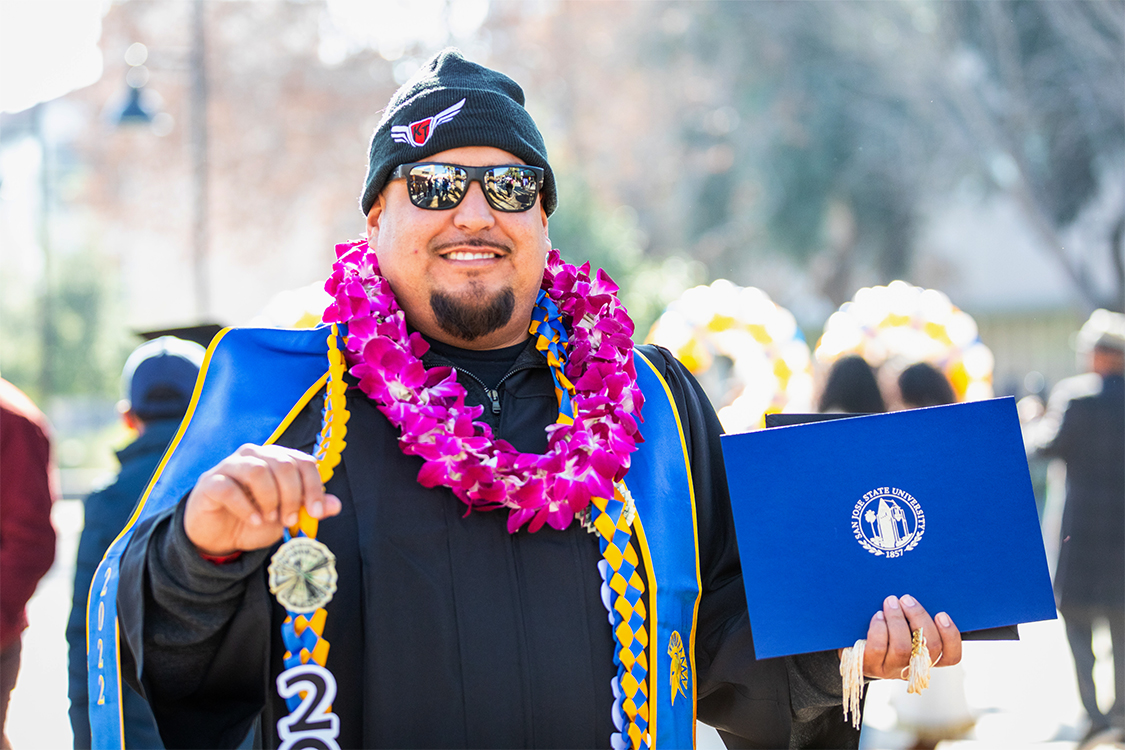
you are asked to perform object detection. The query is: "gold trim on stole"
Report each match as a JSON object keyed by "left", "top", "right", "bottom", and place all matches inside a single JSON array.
[{"left": 632, "top": 350, "right": 705, "bottom": 745}]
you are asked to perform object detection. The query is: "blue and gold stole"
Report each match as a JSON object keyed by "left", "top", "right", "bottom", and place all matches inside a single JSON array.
[{"left": 619, "top": 351, "right": 703, "bottom": 749}]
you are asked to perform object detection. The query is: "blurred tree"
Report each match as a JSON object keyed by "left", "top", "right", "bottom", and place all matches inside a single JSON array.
[
  {"left": 0, "top": 287, "right": 42, "bottom": 401},
  {"left": 71, "top": 0, "right": 399, "bottom": 332},
  {"left": 49, "top": 252, "right": 133, "bottom": 397},
  {"left": 487, "top": 0, "right": 1124, "bottom": 311},
  {"left": 689, "top": 1, "right": 931, "bottom": 305},
  {"left": 0, "top": 250, "right": 131, "bottom": 402},
  {"left": 548, "top": 170, "right": 704, "bottom": 337},
  {"left": 489, "top": 1, "right": 939, "bottom": 305},
  {"left": 940, "top": 0, "right": 1125, "bottom": 311}
]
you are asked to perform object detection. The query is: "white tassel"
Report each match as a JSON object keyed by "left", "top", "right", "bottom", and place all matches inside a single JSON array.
[
  {"left": 839, "top": 639, "right": 866, "bottom": 729},
  {"left": 903, "top": 628, "right": 932, "bottom": 695}
]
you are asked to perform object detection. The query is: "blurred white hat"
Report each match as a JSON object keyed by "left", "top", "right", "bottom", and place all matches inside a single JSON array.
[{"left": 1077, "top": 308, "right": 1125, "bottom": 354}]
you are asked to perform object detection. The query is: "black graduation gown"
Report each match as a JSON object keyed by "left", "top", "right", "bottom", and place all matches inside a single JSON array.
[{"left": 117, "top": 344, "right": 850, "bottom": 749}]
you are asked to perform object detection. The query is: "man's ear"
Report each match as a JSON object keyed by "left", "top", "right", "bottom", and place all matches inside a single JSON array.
[
  {"left": 122, "top": 408, "right": 144, "bottom": 434},
  {"left": 366, "top": 193, "right": 386, "bottom": 242},
  {"left": 540, "top": 204, "right": 550, "bottom": 245}
]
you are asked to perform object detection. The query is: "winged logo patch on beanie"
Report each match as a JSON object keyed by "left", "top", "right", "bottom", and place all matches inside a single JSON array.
[{"left": 391, "top": 98, "right": 465, "bottom": 147}]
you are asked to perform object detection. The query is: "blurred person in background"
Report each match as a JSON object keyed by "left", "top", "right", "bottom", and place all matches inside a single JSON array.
[
  {"left": 1027, "top": 309, "right": 1125, "bottom": 747},
  {"left": 0, "top": 379, "right": 58, "bottom": 750},
  {"left": 897, "top": 362, "right": 956, "bottom": 409},
  {"left": 818, "top": 354, "right": 886, "bottom": 414},
  {"left": 66, "top": 337, "right": 205, "bottom": 749}
]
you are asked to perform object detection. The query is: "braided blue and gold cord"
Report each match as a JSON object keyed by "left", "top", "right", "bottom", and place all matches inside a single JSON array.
[{"left": 278, "top": 324, "right": 348, "bottom": 709}]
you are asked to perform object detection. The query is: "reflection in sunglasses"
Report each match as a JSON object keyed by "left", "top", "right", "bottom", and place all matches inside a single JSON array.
[
  {"left": 395, "top": 163, "right": 543, "bottom": 212},
  {"left": 486, "top": 170, "right": 539, "bottom": 211}
]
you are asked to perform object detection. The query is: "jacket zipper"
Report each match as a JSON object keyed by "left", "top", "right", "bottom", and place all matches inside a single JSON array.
[{"left": 453, "top": 364, "right": 538, "bottom": 417}]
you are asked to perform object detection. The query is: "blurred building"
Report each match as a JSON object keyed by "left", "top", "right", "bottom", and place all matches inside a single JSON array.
[{"left": 914, "top": 185, "right": 1120, "bottom": 395}]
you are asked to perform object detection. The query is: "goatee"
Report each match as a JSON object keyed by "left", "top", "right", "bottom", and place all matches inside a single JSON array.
[{"left": 430, "top": 287, "right": 516, "bottom": 342}]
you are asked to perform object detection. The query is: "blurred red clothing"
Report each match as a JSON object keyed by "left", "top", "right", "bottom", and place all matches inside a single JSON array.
[{"left": 0, "top": 378, "right": 57, "bottom": 650}]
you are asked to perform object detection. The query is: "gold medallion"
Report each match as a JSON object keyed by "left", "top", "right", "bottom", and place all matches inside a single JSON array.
[{"left": 268, "top": 537, "right": 338, "bottom": 613}]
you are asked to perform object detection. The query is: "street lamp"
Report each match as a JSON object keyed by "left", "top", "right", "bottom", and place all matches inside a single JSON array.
[
  {"left": 116, "top": 85, "right": 153, "bottom": 124},
  {"left": 115, "top": 43, "right": 153, "bottom": 125}
]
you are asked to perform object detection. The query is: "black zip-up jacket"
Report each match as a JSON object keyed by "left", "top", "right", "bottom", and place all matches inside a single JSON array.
[{"left": 117, "top": 341, "right": 856, "bottom": 748}]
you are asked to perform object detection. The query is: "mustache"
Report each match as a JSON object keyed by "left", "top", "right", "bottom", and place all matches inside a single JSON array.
[{"left": 430, "top": 236, "right": 512, "bottom": 254}]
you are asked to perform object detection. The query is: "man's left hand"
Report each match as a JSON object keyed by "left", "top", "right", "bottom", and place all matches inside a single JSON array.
[{"left": 839, "top": 594, "right": 963, "bottom": 679}]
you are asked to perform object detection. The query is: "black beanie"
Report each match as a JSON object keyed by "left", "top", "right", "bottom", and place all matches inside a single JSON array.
[{"left": 360, "top": 49, "right": 556, "bottom": 217}]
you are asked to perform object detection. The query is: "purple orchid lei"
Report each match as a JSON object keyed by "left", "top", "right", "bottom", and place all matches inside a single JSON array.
[{"left": 322, "top": 239, "right": 645, "bottom": 534}]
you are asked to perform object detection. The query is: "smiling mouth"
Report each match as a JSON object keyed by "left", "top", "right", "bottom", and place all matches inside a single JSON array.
[
  {"left": 433, "top": 235, "right": 511, "bottom": 262},
  {"left": 441, "top": 250, "right": 502, "bottom": 261}
]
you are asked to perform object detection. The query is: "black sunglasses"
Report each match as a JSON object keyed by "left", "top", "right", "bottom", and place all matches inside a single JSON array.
[{"left": 390, "top": 162, "right": 545, "bottom": 212}]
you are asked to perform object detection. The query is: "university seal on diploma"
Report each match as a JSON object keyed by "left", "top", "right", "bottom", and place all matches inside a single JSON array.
[{"left": 851, "top": 487, "right": 925, "bottom": 558}]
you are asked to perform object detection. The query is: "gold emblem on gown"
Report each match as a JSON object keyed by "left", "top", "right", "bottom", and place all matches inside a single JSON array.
[{"left": 668, "top": 630, "right": 689, "bottom": 705}]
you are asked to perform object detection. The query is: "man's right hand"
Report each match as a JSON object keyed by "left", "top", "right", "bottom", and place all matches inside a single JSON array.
[{"left": 183, "top": 444, "right": 342, "bottom": 556}]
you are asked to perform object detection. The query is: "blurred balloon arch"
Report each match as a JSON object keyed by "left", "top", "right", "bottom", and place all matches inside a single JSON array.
[
  {"left": 814, "top": 280, "right": 995, "bottom": 402},
  {"left": 645, "top": 280, "right": 815, "bottom": 433}
]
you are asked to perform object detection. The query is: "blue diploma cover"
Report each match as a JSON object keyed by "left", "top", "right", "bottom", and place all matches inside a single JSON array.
[{"left": 721, "top": 397, "right": 1056, "bottom": 659}]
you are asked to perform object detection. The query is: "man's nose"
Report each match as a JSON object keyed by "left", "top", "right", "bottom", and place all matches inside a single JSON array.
[{"left": 452, "top": 181, "right": 496, "bottom": 231}]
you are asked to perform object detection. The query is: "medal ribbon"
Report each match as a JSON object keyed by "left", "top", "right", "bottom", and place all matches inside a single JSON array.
[{"left": 276, "top": 325, "right": 348, "bottom": 712}]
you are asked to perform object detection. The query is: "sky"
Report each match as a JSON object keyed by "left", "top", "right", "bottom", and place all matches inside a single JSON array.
[{"left": 0, "top": 0, "right": 111, "bottom": 114}]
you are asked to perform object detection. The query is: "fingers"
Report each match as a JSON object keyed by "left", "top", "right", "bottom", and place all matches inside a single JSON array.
[
  {"left": 231, "top": 446, "right": 282, "bottom": 523},
  {"left": 862, "top": 608, "right": 889, "bottom": 677},
  {"left": 899, "top": 594, "right": 942, "bottom": 667},
  {"left": 880, "top": 595, "right": 913, "bottom": 676},
  {"left": 866, "top": 609, "right": 888, "bottom": 652},
  {"left": 187, "top": 467, "right": 270, "bottom": 556},
  {"left": 226, "top": 444, "right": 321, "bottom": 525},
  {"left": 294, "top": 454, "right": 330, "bottom": 521},
  {"left": 860, "top": 595, "right": 903, "bottom": 678},
  {"left": 934, "top": 611, "right": 962, "bottom": 666},
  {"left": 269, "top": 450, "right": 307, "bottom": 528},
  {"left": 862, "top": 595, "right": 935, "bottom": 679},
  {"left": 199, "top": 472, "right": 267, "bottom": 527},
  {"left": 858, "top": 594, "right": 965, "bottom": 680},
  {"left": 185, "top": 444, "right": 340, "bottom": 555}
]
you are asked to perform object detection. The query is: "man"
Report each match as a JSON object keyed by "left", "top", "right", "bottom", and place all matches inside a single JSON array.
[
  {"left": 0, "top": 378, "right": 57, "bottom": 749},
  {"left": 1031, "top": 309, "right": 1125, "bottom": 746},
  {"left": 107, "top": 50, "right": 961, "bottom": 749},
  {"left": 68, "top": 336, "right": 204, "bottom": 749}
]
